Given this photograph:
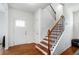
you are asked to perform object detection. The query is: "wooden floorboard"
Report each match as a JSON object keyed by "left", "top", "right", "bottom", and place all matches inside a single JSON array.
[
  {"left": 0, "top": 43, "right": 78, "bottom": 55},
  {"left": 61, "top": 46, "right": 79, "bottom": 55},
  {"left": 0, "top": 43, "right": 43, "bottom": 55}
]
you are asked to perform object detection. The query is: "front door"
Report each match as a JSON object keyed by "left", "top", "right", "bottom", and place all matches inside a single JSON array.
[{"left": 14, "top": 19, "right": 27, "bottom": 45}]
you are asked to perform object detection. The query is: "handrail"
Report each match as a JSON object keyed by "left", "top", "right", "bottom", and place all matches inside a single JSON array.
[
  {"left": 49, "top": 4, "right": 56, "bottom": 20},
  {"left": 49, "top": 15, "right": 64, "bottom": 33},
  {"left": 49, "top": 4, "right": 56, "bottom": 14}
]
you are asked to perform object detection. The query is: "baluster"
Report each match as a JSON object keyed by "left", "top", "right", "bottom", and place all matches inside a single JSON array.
[{"left": 48, "top": 29, "right": 51, "bottom": 55}]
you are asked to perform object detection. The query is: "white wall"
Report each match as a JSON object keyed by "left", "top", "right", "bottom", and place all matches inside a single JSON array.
[
  {"left": 63, "top": 4, "right": 79, "bottom": 39},
  {"left": 51, "top": 3, "right": 64, "bottom": 20},
  {"left": 34, "top": 5, "right": 56, "bottom": 43},
  {"left": 0, "top": 12, "right": 5, "bottom": 41},
  {"left": 0, "top": 3, "right": 8, "bottom": 49},
  {"left": 33, "top": 8, "right": 41, "bottom": 43},
  {"left": 53, "top": 4, "right": 73, "bottom": 55},
  {"left": 40, "top": 5, "right": 56, "bottom": 41},
  {"left": 8, "top": 8, "right": 34, "bottom": 46}
]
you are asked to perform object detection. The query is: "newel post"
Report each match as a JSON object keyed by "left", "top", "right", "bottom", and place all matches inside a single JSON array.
[{"left": 48, "top": 29, "right": 51, "bottom": 55}]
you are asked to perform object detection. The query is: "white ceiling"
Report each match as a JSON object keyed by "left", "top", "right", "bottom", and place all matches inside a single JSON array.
[
  {"left": 9, "top": 3, "right": 50, "bottom": 13},
  {"left": 64, "top": 3, "right": 79, "bottom": 12}
]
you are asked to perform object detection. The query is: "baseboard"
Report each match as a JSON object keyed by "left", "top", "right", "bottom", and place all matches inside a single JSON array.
[
  {"left": 9, "top": 42, "right": 36, "bottom": 48},
  {"left": 72, "top": 38, "right": 79, "bottom": 39},
  {"left": 5, "top": 47, "right": 8, "bottom": 50}
]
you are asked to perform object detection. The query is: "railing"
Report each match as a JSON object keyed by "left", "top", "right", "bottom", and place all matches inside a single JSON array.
[
  {"left": 49, "top": 4, "right": 56, "bottom": 15},
  {"left": 49, "top": 4, "right": 56, "bottom": 20},
  {"left": 48, "top": 15, "right": 64, "bottom": 55}
]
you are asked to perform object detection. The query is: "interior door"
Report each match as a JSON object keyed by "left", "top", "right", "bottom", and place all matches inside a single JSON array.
[
  {"left": 73, "top": 11, "right": 79, "bottom": 39},
  {"left": 14, "top": 19, "right": 27, "bottom": 45}
]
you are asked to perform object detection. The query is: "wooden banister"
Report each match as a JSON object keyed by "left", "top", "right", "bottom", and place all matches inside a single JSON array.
[{"left": 47, "top": 15, "right": 64, "bottom": 55}]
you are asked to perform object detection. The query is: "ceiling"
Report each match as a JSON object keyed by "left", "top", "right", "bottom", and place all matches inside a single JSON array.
[
  {"left": 8, "top": 3, "right": 50, "bottom": 13},
  {"left": 64, "top": 3, "right": 79, "bottom": 13}
]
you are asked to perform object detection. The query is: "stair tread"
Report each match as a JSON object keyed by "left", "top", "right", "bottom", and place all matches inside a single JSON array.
[
  {"left": 36, "top": 44, "right": 48, "bottom": 53},
  {"left": 40, "top": 41, "right": 52, "bottom": 47},
  {"left": 58, "top": 25, "right": 63, "bottom": 27},
  {"left": 43, "top": 38, "right": 56, "bottom": 43},
  {"left": 53, "top": 30, "right": 61, "bottom": 31},
  {"left": 51, "top": 33, "right": 60, "bottom": 35},
  {"left": 46, "top": 36, "right": 57, "bottom": 39},
  {"left": 52, "top": 30, "right": 61, "bottom": 32},
  {"left": 35, "top": 45, "right": 48, "bottom": 55},
  {"left": 42, "top": 39, "right": 54, "bottom": 44},
  {"left": 58, "top": 24, "right": 62, "bottom": 25},
  {"left": 49, "top": 35, "right": 59, "bottom": 37},
  {"left": 39, "top": 43, "right": 48, "bottom": 49},
  {"left": 54, "top": 27, "right": 63, "bottom": 30},
  {"left": 46, "top": 36, "right": 57, "bottom": 38}
]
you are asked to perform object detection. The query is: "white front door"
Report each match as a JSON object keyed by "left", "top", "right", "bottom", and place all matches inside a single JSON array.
[{"left": 14, "top": 19, "right": 27, "bottom": 45}]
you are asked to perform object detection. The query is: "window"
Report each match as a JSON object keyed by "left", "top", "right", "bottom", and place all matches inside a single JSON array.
[{"left": 15, "top": 20, "right": 25, "bottom": 27}]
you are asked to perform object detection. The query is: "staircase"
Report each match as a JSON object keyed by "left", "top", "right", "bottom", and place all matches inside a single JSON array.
[{"left": 35, "top": 15, "right": 64, "bottom": 55}]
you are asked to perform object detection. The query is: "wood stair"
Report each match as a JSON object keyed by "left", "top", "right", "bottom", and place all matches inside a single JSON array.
[
  {"left": 43, "top": 38, "right": 55, "bottom": 43},
  {"left": 35, "top": 15, "right": 64, "bottom": 55}
]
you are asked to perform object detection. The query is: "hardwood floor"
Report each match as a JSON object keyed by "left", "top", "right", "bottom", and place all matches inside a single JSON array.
[
  {"left": 61, "top": 46, "right": 79, "bottom": 55},
  {"left": 0, "top": 43, "right": 43, "bottom": 55},
  {"left": 0, "top": 43, "right": 78, "bottom": 55}
]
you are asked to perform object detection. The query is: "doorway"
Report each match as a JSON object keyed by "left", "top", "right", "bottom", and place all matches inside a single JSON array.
[{"left": 73, "top": 11, "right": 79, "bottom": 39}]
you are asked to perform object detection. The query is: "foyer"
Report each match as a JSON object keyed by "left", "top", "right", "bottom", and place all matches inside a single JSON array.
[{"left": 0, "top": 3, "right": 79, "bottom": 55}]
